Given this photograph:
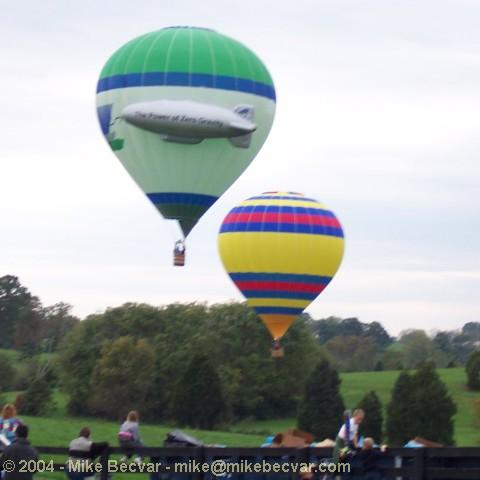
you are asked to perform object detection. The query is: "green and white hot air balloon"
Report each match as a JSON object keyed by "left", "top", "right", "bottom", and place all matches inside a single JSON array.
[{"left": 96, "top": 26, "right": 276, "bottom": 265}]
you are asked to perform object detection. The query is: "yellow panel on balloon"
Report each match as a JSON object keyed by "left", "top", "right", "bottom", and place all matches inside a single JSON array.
[{"left": 218, "top": 191, "right": 345, "bottom": 341}]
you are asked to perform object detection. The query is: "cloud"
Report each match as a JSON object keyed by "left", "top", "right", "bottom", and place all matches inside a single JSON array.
[{"left": 1, "top": 1, "right": 479, "bottom": 335}]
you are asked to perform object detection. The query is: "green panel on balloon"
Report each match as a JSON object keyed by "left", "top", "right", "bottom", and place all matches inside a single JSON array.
[{"left": 96, "top": 26, "right": 276, "bottom": 237}]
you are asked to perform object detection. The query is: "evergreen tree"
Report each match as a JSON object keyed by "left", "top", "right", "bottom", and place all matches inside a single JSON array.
[
  {"left": 374, "top": 361, "right": 384, "bottom": 371},
  {"left": 297, "top": 359, "right": 345, "bottom": 439},
  {"left": 385, "top": 370, "right": 417, "bottom": 445},
  {"left": 466, "top": 351, "right": 480, "bottom": 391},
  {"left": 21, "top": 376, "right": 54, "bottom": 415},
  {"left": 412, "top": 362, "right": 456, "bottom": 445},
  {"left": 172, "top": 354, "right": 226, "bottom": 429},
  {"left": 0, "top": 353, "right": 16, "bottom": 390},
  {"left": 357, "top": 390, "right": 383, "bottom": 442},
  {"left": 386, "top": 364, "right": 457, "bottom": 445}
]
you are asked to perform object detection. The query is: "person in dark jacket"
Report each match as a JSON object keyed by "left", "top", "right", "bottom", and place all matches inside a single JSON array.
[
  {"left": 0, "top": 425, "right": 38, "bottom": 480},
  {"left": 353, "top": 437, "right": 388, "bottom": 480}
]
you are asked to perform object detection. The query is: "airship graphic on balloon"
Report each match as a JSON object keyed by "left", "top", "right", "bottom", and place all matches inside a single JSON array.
[
  {"left": 96, "top": 26, "right": 276, "bottom": 265},
  {"left": 121, "top": 100, "right": 256, "bottom": 148}
]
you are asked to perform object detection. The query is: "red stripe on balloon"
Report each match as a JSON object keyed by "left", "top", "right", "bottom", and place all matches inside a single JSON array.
[
  {"left": 234, "top": 281, "right": 327, "bottom": 293},
  {"left": 223, "top": 212, "right": 341, "bottom": 227}
]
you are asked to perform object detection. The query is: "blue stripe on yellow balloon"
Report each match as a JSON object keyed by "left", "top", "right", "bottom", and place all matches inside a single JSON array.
[
  {"left": 241, "top": 290, "right": 318, "bottom": 300},
  {"left": 220, "top": 222, "right": 343, "bottom": 236},
  {"left": 254, "top": 306, "right": 305, "bottom": 315},
  {"left": 247, "top": 195, "right": 318, "bottom": 202},
  {"left": 228, "top": 272, "right": 332, "bottom": 284},
  {"left": 227, "top": 205, "right": 336, "bottom": 216}
]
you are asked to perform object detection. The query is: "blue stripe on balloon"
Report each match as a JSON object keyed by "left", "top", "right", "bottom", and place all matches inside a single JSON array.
[
  {"left": 147, "top": 192, "right": 218, "bottom": 206},
  {"left": 220, "top": 222, "right": 344, "bottom": 237},
  {"left": 96, "top": 72, "right": 276, "bottom": 101},
  {"left": 96, "top": 105, "right": 112, "bottom": 136},
  {"left": 254, "top": 306, "right": 304, "bottom": 315},
  {"left": 228, "top": 205, "right": 335, "bottom": 216},
  {"left": 229, "top": 272, "right": 332, "bottom": 284},
  {"left": 242, "top": 290, "right": 318, "bottom": 300}
]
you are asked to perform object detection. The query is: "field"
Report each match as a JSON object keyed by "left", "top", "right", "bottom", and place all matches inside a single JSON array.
[
  {"left": 216, "top": 368, "right": 480, "bottom": 446},
  {"left": 2, "top": 368, "right": 479, "bottom": 448}
]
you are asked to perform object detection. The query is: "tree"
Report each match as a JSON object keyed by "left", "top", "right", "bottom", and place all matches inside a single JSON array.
[
  {"left": 14, "top": 358, "right": 56, "bottom": 391},
  {"left": 382, "top": 347, "right": 405, "bottom": 370},
  {"left": 385, "top": 371, "right": 418, "bottom": 445},
  {"left": 58, "top": 318, "right": 104, "bottom": 415},
  {"left": 309, "top": 317, "right": 392, "bottom": 349},
  {"left": 40, "top": 303, "right": 79, "bottom": 351},
  {"left": 364, "top": 322, "right": 393, "bottom": 349},
  {"left": 88, "top": 336, "right": 156, "bottom": 420},
  {"left": 297, "top": 359, "right": 345, "bottom": 439},
  {"left": 432, "top": 331, "right": 456, "bottom": 368},
  {"left": 0, "top": 275, "right": 43, "bottom": 350},
  {"left": 462, "top": 322, "right": 480, "bottom": 339},
  {"left": 399, "top": 330, "right": 434, "bottom": 368},
  {"left": 0, "top": 353, "right": 16, "bottom": 391},
  {"left": 374, "top": 361, "right": 384, "bottom": 371},
  {"left": 58, "top": 301, "right": 321, "bottom": 422},
  {"left": 172, "top": 354, "right": 226, "bottom": 429},
  {"left": 466, "top": 351, "right": 480, "bottom": 391},
  {"left": 21, "top": 376, "right": 54, "bottom": 415},
  {"left": 411, "top": 362, "right": 456, "bottom": 445},
  {"left": 324, "top": 335, "right": 377, "bottom": 372},
  {"left": 357, "top": 391, "right": 383, "bottom": 442},
  {"left": 386, "top": 364, "right": 457, "bottom": 445}
]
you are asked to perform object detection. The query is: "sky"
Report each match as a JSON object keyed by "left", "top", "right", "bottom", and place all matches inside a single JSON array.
[{"left": 1, "top": 0, "right": 479, "bottom": 335}]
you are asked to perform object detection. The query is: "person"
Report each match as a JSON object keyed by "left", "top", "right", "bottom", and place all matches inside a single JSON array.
[
  {"left": 0, "top": 405, "right": 23, "bottom": 445},
  {"left": 0, "top": 424, "right": 38, "bottom": 480},
  {"left": 333, "top": 409, "right": 365, "bottom": 464},
  {"left": 67, "top": 427, "right": 109, "bottom": 480},
  {"left": 173, "top": 240, "right": 186, "bottom": 266},
  {"left": 118, "top": 411, "right": 143, "bottom": 463},
  {"left": 353, "top": 437, "right": 388, "bottom": 480}
]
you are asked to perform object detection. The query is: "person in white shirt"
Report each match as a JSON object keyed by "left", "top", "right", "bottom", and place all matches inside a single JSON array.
[
  {"left": 67, "top": 427, "right": 108, "bottom": 480},
  {"left": 333, "top": 409, "right": 365, "bottom": 464}
]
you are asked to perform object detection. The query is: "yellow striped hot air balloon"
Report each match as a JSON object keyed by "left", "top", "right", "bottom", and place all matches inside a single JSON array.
[{"left": 218, "top": 191, "right": 345, "bottom": 355}]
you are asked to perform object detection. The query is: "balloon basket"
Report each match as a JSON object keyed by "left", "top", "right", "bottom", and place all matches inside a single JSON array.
[
  {"left": 271, "top": 347, "right": 284, "bottom": 358},
  {"left": 271, "top": 340, "right": 284, "bottom": 358},
  {"left": 173, "top": 253, "right": 185, "bottom": 266},
  {"left": 173, "top": 240, "right": 186, "bottom": 267}
]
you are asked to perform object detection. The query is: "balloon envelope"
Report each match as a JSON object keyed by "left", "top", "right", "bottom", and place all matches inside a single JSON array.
[
  {"left": 96, "top": 26, "right": 276, "bottom": 237},
  {"left": 218, "top": 192, "right": 345, "bottom": 340}
]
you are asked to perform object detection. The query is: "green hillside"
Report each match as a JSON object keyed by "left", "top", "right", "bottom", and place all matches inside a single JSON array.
[
  {"left": 2, "top": 367, "right": 479, "bottom": 447},
  {"left": 231, "top": 368, "right": 480, "bottom": 446}
]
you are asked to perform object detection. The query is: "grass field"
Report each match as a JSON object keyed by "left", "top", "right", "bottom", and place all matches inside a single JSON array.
[
  {"left": 2, "top": 368, "right": 479, "bottom": 448},
  {"left": 224, "top": 368, "right": 480, "bottom": 446},
  {"left": 2, "top": 367, "right": 479, "bottom": 480}
]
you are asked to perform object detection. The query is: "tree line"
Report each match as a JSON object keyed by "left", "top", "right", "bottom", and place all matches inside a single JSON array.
[
  {"left": 1, "top": 274, "right": 479, "bottom": 445},
  {"left": 2, "top": 275, "right": 479, "bottom": 370}
]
